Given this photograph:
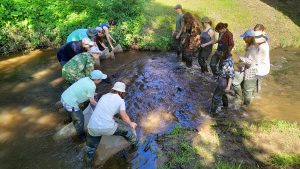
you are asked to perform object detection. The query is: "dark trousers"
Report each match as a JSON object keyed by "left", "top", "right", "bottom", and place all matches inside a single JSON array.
[
  {"left": 69, "top": 109, "right": 85, "bottom": 139},
  {"left": 85, "top": 122, "right": 137, "bottom": 164},
  {"left": 182, "top": 51, "right": 196, "bottom": 67},
  {"left": 198, "top": 46, "right": 212, "bottom": 72},
  {"left": 211, "top": 77, "right": 228, "bottom": 113},
  {"left": 210, "top": 52, "right": 221, "bottom": 76}
]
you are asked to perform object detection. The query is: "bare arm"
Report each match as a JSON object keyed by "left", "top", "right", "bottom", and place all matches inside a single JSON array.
[
  {"left": 176, "top": 21, "right": 185, "bottom": 39},
  {"left": 103, "top": 27, "right": 114, "bottom": 49},
  {"left": 120, "top": 111, "right": 137, "bottom": 129},
  {"left": 202, "top": 29, "right": 215, "bottom": 47}
]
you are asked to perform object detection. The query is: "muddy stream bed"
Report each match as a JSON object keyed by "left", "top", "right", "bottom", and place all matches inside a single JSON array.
[{"left": 0, "top": 48, "right": 299, "bottom": 169}]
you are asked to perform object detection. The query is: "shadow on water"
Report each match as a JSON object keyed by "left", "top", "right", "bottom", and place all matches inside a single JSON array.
[{"left": 260, "top": 0, "right": 300, "bottom": 26}]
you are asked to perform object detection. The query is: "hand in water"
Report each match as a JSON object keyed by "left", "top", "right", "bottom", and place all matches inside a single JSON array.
[{"left": 130, "top": 122, "right": 137, "bottom": 129}]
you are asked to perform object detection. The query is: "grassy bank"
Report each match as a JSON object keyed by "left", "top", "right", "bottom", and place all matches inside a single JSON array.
[
  {"left": 1, "top": 0, "right": 300, "bottom": 55},
  {"left": 157, "top": 119, "right": 300, "bottom": 169}
]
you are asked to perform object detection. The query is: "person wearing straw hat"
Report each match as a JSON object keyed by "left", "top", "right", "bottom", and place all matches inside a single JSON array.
[
  {"left": 85, "top": 82, "right": 138, "bottom": 166},
  {"left": 66, "top": 28, "right": 98, "bottom": 43},
  {"left": 254, "top": 25, "right": 270, "bottom": 94},
  {"left": 61, "top": 70, "right": 107, "bottom": 140},
  {"left": 62, "top": 46, "right": 102, "bottom": 84},
  {"left": 57, "top": 38, "right": 94, "bottom": 66},
  {"left": 232, "top": 29, "right": 258, "bottom": 106}
]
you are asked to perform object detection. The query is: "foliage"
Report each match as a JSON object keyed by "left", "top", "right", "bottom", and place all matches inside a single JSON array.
[{"left": 0, "top": 0, "right": 145, "bottom": 55}]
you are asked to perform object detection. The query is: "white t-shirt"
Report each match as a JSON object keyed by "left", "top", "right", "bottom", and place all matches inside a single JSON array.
[
  {"left": 87, "top": 93, "right": 126, "bottom": 136},
  {"left": 256, "top": 42, "right": 270, "bottom": 76}
]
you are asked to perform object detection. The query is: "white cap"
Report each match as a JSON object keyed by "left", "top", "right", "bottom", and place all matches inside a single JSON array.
[
  {"left": 89, "top": 46, "right": 101, "bottom": 54},
  {"left": 112, "top": 82, "right": 126, "bottom": 93},
  {"left": 82, "top": 38, "right": 94, "bottom": 46},
  {"left": 90, "top": 70, "right": 107, "bottom": 80}
]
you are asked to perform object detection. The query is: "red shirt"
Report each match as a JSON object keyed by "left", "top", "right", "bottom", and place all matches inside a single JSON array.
[{"left": 218, "top": 30, "right": 234, "bottom": 55}]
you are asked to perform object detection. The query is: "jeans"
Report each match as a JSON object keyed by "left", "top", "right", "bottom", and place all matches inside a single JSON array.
[
  {"left": 211, "top": 77, "right": 228, "bottom": 113},
  {"left": 232, "top": 71, "right": 256, "bottom": 105},
  {"left": 69, "top": 109, "right": 85, "bottom": 139},
  {"left": 210, "top": 52, "right": 220, "bottom": 76},
  {"left": 85, "top": 121, "right": 137, "bottom": 165},
  {"left": 198, "top": 46, "right": 212, "bottom": 72}
]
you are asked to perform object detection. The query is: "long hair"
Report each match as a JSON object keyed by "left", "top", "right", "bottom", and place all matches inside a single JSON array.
[
  {"left": 183, "top": 12, "right": 194, "bottom": 25},
  {"left": 244, "top": 36, "right": 256, "bottom": 49}
]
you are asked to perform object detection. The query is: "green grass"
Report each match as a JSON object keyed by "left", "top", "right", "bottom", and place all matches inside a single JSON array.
[
  {"left": 268, "top": 154, "right": 300, "bottom": 168},
  {"left": 251, "top": 120, "right": 300, "bottom": 134}
]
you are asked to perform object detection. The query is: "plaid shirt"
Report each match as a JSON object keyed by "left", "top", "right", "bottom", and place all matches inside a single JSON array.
[
  {"left": 239, "top": 46, "right": 258, "bottom": 80},
  {"left": 219, "top": 56, "right": 235, "bottom": 78},
  {"left": 217, "top": 30, "right": 234, "bottom": 56}
]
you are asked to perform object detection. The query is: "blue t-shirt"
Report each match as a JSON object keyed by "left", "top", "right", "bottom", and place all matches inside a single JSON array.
[
  {"left": 66, "top": 29, "right": 89, "bottom": 43},
  {"left": 57, "top": 41, "right": 83, "bottom": 63}
]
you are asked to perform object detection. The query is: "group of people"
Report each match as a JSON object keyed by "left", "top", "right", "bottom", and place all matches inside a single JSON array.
[
  {"left": 172, "top": 4, "right": 270, "bottom": 114},
  {"left": 54, "top": 4, "right": 271, "bottom": 167},
  {"left": 56, "top": 21, "right": 138, "bottom": 167}
]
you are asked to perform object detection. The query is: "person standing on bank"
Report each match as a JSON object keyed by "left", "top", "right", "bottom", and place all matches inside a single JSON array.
[
  {"left": 254, "top": 24, "right": 270, "bottom": 93},
  {"left": 182, "top": 12, "right": 201, "bottom": 67},
  {"left": 85, "top": 82, "right": 138, "bottom": 166},
  {"left": 62, "top": 46, "right": 102, "bottom": 84},
  {"left": 61, "top": 70, "right": 107, "bottom": 140},
  {"left": 232, "top": 29, "right": 258, "bottom": 106},
  {"left": 172, "top": 4, "right": 185, "bottom": 59},
  {"left": 210, "top": 22, "right": 234, "bottom": 77},
  {"left": 199, "top": 17, "right": 215, "bottom": 73}
]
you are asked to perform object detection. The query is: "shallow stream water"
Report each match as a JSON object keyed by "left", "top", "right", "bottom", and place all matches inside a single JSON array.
[{"left": 0, "top": 48, "right": 299, "bottom": 168}]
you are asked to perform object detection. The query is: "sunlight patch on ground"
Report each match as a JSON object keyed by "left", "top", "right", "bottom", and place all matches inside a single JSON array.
[
  {"left": 50, "top": 77, "right": 63, "bottom": 87},
  {"left": 140, "top": 107, "right": 174, "bottom": 134}
]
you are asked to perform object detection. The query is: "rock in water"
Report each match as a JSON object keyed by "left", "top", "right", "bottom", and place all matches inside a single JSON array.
[{"left": 54, "top": 105, "right": 131, "bottom": 165}]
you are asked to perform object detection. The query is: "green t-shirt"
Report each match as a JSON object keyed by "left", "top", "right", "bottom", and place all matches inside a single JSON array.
[
  {"left": 176, "top": 13, "right": 184, "bottom": 32},
  {"left": 61, "top": 77, "right": 96, "bottom": 107}
]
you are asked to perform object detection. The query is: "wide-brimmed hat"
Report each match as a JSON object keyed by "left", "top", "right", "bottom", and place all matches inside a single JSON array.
[
  {"left": 82, "top": 38, "right": 94, "bottom": 46},
  {"left": 240, "top": 29, "right": 255, "bottom": 38},
  {"left": 112, "top": 82, "right": 126, "bottom": 93},
  {"left": 87, "top": 28, "right": 98, "bottom": 37},
  {"left": 201, "top": 16, "right": 211, "bottom": 23},
  {"left": 90, "top": 70, "right": 107, "bottom": 80},
  {"left": 254, "top": 30, "right": 267, "bottom": 43}
]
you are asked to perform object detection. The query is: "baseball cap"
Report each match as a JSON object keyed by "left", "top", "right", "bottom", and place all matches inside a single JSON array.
[
  {"left": 240, "top": 29, "right": 255, "bottom": 38},
  {"left": 174, "top": 4, "right": 182, "bottom": 9},
  {"left": 90, "top": 70, "right": 107, "bottom": 80}
]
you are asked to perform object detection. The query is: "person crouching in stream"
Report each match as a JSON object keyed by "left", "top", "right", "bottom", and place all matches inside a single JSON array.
[
  {"left": 61, "top": 70, "right": 107, "bottom": 140},
  {"left": 182, "top": 12, "right": 201, "bottom": 67},
  {"left": 210, "top": 44, "right": 234, "bottom": 114},
  {"left": 62, "top": 46, "right": 101, "bottom": 85},
  {"left": 85, "top": 82, "right": 138, "bottom": 167}
]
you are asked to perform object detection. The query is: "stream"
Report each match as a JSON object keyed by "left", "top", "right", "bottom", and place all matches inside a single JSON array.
[{"left": 0, "top": 48, "right": 299, "bottom": 169}]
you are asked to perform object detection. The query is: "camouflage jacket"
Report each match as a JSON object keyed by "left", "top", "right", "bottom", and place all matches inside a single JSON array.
[{"left": 62, "top": 52, "right": 94, "bottom": 83}]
